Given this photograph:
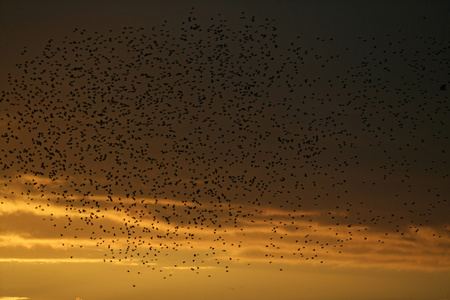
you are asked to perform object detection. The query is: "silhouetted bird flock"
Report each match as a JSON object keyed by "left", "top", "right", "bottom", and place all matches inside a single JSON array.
[{"left": 1, "top": 10, "right": 448, "bottom": 280}]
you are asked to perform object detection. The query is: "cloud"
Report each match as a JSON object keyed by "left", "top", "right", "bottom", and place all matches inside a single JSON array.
[
  {"left": 0, "top": 233, "right": 98, "bottom": 249},
  {"left": 0, "top": 258, "right": 141, "bottom": 265},
  {"left": 1, "top": 176, "right": 449, "bottom": 272},
  {"left": 2, "top": 192, "right": 450, "bottom": 271},
  {"left": 0, "top": 297, "right": 30, "bottom": 300}
]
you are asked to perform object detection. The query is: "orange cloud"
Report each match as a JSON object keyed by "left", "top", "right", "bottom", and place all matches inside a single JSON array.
[{"left": 1, "top": 178, "right": 449, "bottom": 272}]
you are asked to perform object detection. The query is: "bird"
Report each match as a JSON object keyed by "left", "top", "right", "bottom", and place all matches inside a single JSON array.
[{"left": 0, "top": 9, "right": 448, "bottom": 281}]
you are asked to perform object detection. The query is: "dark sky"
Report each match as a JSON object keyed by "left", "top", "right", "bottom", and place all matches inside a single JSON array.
[{"left": 0, "top": 1, "right": 449, "bottom": 300}]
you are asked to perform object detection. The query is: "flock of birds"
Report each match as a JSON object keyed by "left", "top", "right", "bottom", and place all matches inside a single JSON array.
[{"left": 1, "top": 10, "right": 449, "bottom": 279}]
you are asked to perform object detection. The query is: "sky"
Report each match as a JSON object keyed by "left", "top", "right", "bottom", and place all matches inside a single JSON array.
[{"left": 0, "top": 1, "right": 449, "bottom": 300}]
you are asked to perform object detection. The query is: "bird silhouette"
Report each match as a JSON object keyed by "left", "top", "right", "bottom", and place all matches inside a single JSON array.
[{"left": 0, "top": 10, "right": 448, "bottom": 281}]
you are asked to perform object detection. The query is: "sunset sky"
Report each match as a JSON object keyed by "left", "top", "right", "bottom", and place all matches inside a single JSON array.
[{"left": 1, "top": 1, "right": 449, "bottom": 300}]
